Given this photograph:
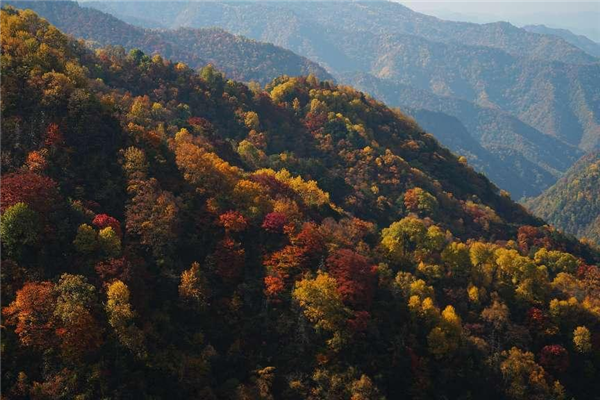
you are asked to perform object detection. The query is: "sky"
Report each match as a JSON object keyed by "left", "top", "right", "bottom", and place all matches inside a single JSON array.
[{"left": 401, "top": 1, "right": 600, "bottom": 41}]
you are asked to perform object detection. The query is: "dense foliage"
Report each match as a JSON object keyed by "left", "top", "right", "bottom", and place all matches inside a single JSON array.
[
  {"left": 526, "top": 152, "right": 600, "bottom": 245},
  {"left": 2, "top": 8, "right": 599, "bottom": 399}
]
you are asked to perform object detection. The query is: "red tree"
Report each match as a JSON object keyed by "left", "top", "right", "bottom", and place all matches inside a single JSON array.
[
  {"left": 526, "top": 307, "right": 547, "bottom": 332},
  {"left": 95, "top": 257, "right": 132, "bottom": 285},
  {"left": 1, "top": 172, "right": 60, "bottom": 214},
  {"left": 2, "top": 282, "right": 57, "bottom": 349},
  {"left": 293, "top": 222, "right": 325, "bottom": 258},
  {"left": 327, "top": 249, "right": 376, "bottom": 309},
  {"left": 44, "top": 123, "right": 65, "bottom": 147},
  {"left": 219, "top": 210, "right": 248, "bottom": 233},
  {"left": 93, "top": 214, "right": 122, "bottom": 238},
  {"left": 539, "top": 345, "right": 569, "bottom": 373},
  {"left": 262, "top": 212, "right": 287, "bottom": 233},
  {"left": 214, "top": 237, "right": 245, "bottom": 283},
  {"left": 347, "top": 310, "right": 370, "bottom": 333}
]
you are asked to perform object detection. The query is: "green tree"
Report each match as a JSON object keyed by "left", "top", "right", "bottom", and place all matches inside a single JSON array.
[
  {"left": 73, "top": 224, "right": 97, "bottom": 254},
  {"left": 98, "top": 227, "right": 121, "bottom": 258},
  {"left": 0, "top": 202, "right": 40, "bottom": 257}
]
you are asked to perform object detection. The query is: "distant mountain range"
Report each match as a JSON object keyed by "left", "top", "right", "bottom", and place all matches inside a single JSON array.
[
  {"left": 526, "top": 152, "right": 600, "bottom": 244},
  {"left": 90, "top": 1, "right": 598, "bottom": 64}
]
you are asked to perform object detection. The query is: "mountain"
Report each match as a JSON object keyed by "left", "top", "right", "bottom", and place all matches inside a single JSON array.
[
  {"left": 403, "top": 108, "right": 556, "bottom": 198},
  {"left": 343, "top": 72, "right": 582, "bottom": 198},
  {"left": 3, "top": 7, "right": 599, "bottom": 400},
  {"left": 522, "top": 24, "right": 600, "bottom": 58},
  {"left": 86, "top": 1, "right": 600, "bottom": 196},
  {"left": 8, "top": 1, "right": 332, "bottom": 84},
  {"left": 526, "top": 152, "right": 600, "bottom": 244},
  {"left": 90, "top": 1, "right": 599, "bottom": 65}
]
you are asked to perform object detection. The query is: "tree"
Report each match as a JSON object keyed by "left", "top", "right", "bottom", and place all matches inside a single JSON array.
[
  {"left": 573, "top": 326, "right": 592, "bottom": 353},
  {"left": 174, "top": 129, "right": 240, "bottom": 195},
  {"left": 92, "top": 214, "right": 122, "bottom": 238},
  {"left": 179, "top": 262, "right": 209, "bottom": 309},
  {"left": 350, "top": 374, "right": 381, "bottom": 400},
  {"left": 213, "top": 237, "right": 245, "bottom": 283},
  {"left": 106, "top": 280, "right": 145, "bottom": 357},
  {"left": 500, "top": 347, "right": 553, "bottom": 400},
  {"left": 2, "top": 281, "right": 57, "bottom": 350},
  {"left": 219, "top": 210, "right": 248, "bottom": 233},
  {"left": 0, "top": 172, "right": 59, "bottom": 214},
  {"left": 123, "top": 146, "right": 149, "bottom": 179},
  {"left": 44, "top": 123, "right": 65, "bottom": 147},
  {"left": 98, "top": 227, "right": 121, "bottom": 258},
  {"left": 381, "top": 216, "right": 427, "bottom": 263},
  {"left": 441, "top": 242, "right": 471, "bottom": 279},
  {"left": 534, "top": 249, "right": 578, "bottom": 275},
  {"left": 126, "top": 178, "right": 180, "bottom": 259},
  {"left": 54, "top": 274, "right": 103, "bottom": 358},
  {"left": 293, "top": 272, "right": 348, "bottom": 334},
  {"left": 244, "top": 111, "right": 260, "bottom": 131},
  {"left": 428, "top": 305, "right": 462, "bottom": 358},
  {"left": 404, "top": 187, "right": 438, "bottom": 217},
  {"left": 0, "top": 202, "right": 40, "bottom": 258},
  {"left": 539, "top": 345, "right": 569, "bottom": 374},
  {"left": 26, "top": 150, "right": 48, "bottom": 172},
  {"left": 95, "top": 257, "right": 132, "bottom": 285},
  {"left": 262, "top": 212, "right": 287, "bottom": 234},
  {"left": 495, "top": 248, "right": 549, "bottom": 304},
  {"left": 326, "top": 249, "right": 376, "bottom": 309},
  {"left": 73, "top": 224, "right": 97, "bottom": 254}
]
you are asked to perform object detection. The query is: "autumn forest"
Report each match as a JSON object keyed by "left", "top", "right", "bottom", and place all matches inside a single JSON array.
[{"left": 1, "top": 5, "right": 599, "bottom": 400}]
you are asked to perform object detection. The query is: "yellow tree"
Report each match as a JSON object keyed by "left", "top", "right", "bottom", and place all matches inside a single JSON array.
[{"left": 106, "top": 280, "right": 145, "bottom": 357}]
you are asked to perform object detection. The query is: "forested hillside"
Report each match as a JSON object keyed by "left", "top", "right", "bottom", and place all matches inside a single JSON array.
[
  {"left": 7, "top": 1, "right": 332, "bottom": 84},
  {"left": 527, "top": 152, "right": 600, "bottom": 245},
  {"left": 2, "top": 8, "right": 599, "bottom": 400},
  {"left": 86, "top": 0, "right": 600, "bottom": 199}
]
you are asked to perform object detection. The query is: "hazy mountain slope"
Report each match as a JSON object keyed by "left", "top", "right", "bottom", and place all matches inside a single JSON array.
[
  {"left": 405, "top": 108, "right": 550, "bottom": 198},
  {"left": 329, "top": 31, "right": 600, "bottom": 151},
  {"left": 8, "top": 1, "right": 332, "bottom": 84},
  {"left": 523, "top": 24, "right": 600, "bottom": 58},
  {"left": 527, "top": 152, "right": 600, "bottom": 244},
  {"left": 3, "top": 8, "right": 599, "bottom": 399},
  {"left": 344, "top": 72, "right": 582, "bottom": 197}
]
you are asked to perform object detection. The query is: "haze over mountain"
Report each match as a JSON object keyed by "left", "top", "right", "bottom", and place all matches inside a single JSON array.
[
  {"left": 84, "top": 1, "right": 600, "bottom": 199},
  {"left": 3, "top": 8, "right": 599, "bottom": 398},
  {"left": 403, "top": 1, "right": 600, "bottom": 43}
]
